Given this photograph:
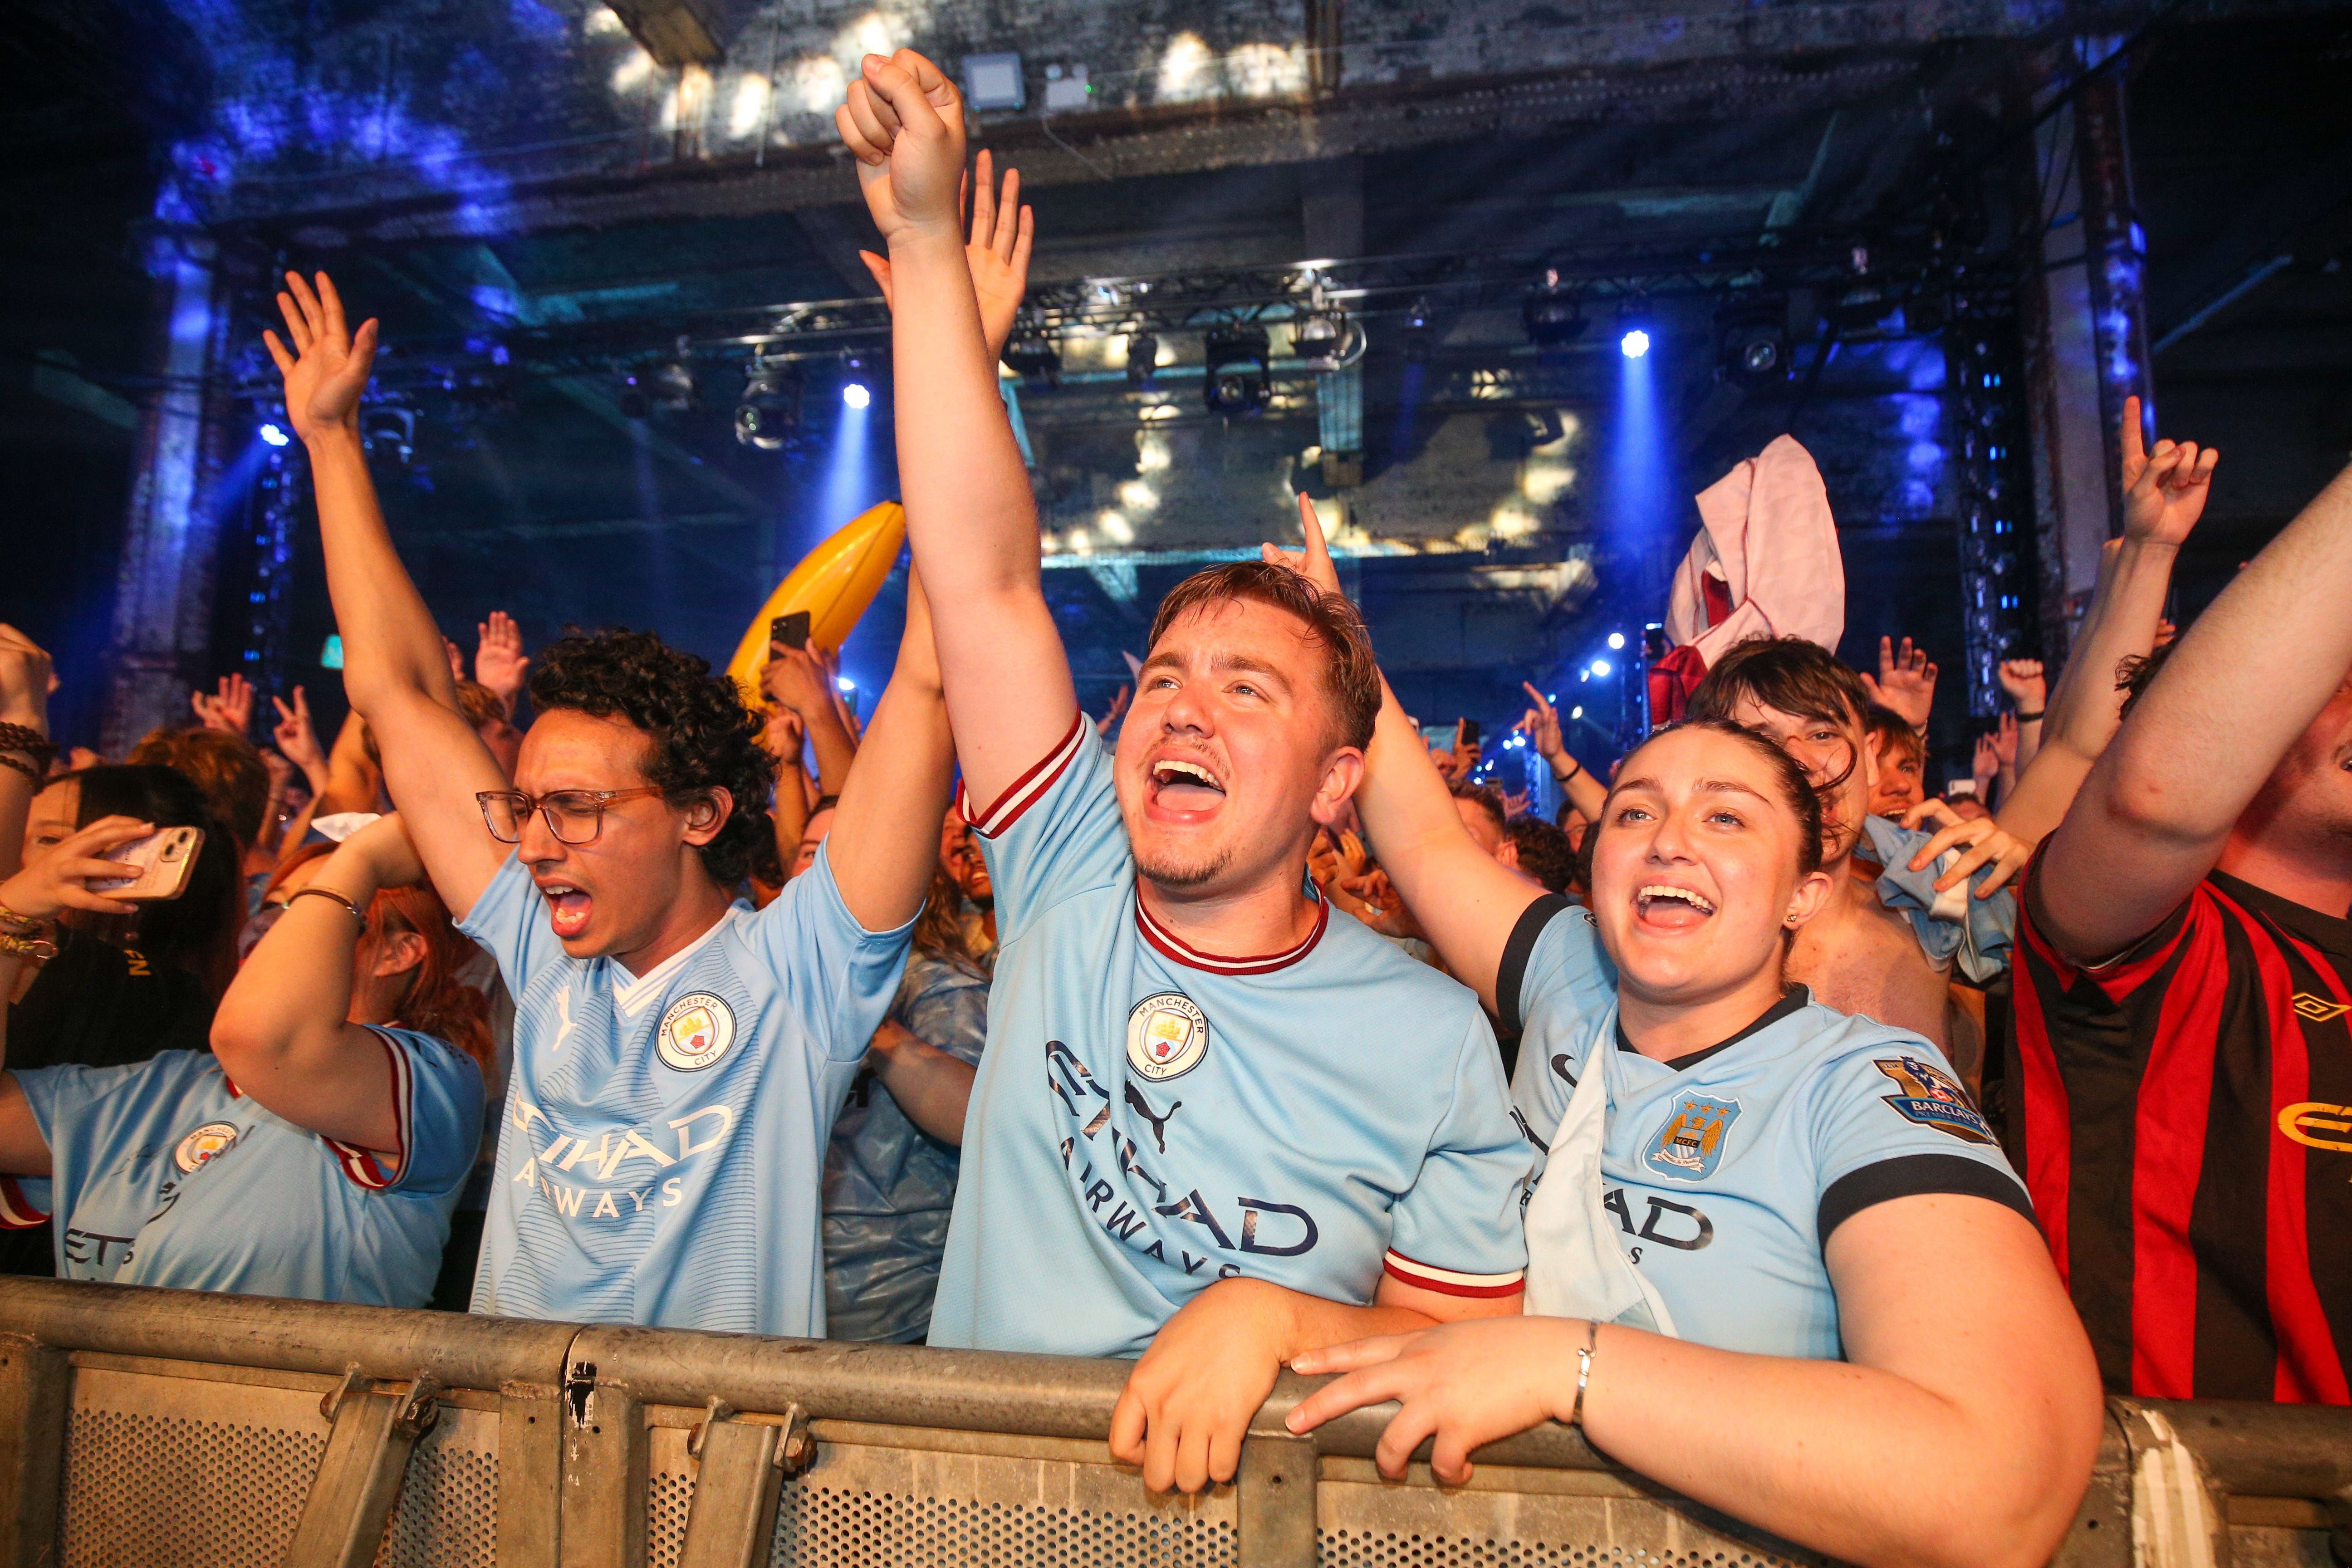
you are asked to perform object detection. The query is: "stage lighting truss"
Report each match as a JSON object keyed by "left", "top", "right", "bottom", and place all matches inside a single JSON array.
[
  {"left": 1202, "top": 324, "right": 1272, "bottom": 417},
  {"left": 241, "top": 227, "right": 2007, "bottom": 407},
  {"left": 1125, "top": 331, "right": 1160, "bottom": 385},
  {"left": 1002, "top": 331, "right": 1063, "bottom": 388},
  {"left": 733, "top": 358, "right": 803, "bottom": 450},
  {"left": 1523, "top": 271, "right": 1586, "bottom": 349}
]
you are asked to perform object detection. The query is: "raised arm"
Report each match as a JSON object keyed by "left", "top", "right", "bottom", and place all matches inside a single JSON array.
[
  {"left": 0, "top": 626, "right": 65, "bottom": 1173},
  {"left": 841, "top": 51, "right": 1076, "bottom": 805},
  {"left": 820, "top": 568, "right": 957, "bottom": 931},
  {"left": 266, "top": 273, "right": 509, "bottom": 916},
  {"left": 2038, "top": 451, "right": 2352, "bottom": 959},
  {"left": 1263, "top": 499, "right": 1541, "bottom": 1009},
  {"left": 208, "top": 814, "right": 436, "bottom": 1161},
  {"left": 764, "top": 646, "right": 858, "bottom": 800},
  {"left": 1519, "top": 682, "right": 1607, "bottom": 824},
  {"left": 1999, "top": 401, "right": 2215, "bottom": 852}
]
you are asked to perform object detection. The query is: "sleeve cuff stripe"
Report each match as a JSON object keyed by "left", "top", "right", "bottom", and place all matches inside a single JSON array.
[
  {"left": 0, "top": 1176, "right": 48, "bottom": 1229},
  {"left": 1383, "top": 1251, "right": 1525, "bottom": 1298},
  {"left": 960, "top": 715, "right": 1089, "bottom": 838},
  {"left": 1816, "top": 1153, "right": 2035, "bottom": 1246}
]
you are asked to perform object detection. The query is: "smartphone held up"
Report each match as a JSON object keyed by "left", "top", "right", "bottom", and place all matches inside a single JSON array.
[{"left": 88, "top": 826, "right": 205, "bottom": 902}]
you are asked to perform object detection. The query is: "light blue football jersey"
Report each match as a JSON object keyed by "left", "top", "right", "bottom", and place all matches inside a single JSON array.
[
  {"left": 3, "top": 1031, "right": 481, "bottom": 1306},
  {"left": 459, "top": 844, "right": 911, "bottom": 1334},
  {"left": 930, "top": 717, "right": 1532, "bottom": 1358},
  {"left": 1499, "top": 897, "right": 2033, "bottom": 1360}
]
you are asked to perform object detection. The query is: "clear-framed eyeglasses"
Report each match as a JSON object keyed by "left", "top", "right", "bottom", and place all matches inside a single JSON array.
[{"left": 475, "top": 787, "right": 666, "bottom": 846}]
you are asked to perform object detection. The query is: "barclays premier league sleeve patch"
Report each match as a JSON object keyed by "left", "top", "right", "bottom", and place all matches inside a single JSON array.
[{"left": 1873, "top": 1056, "right": 1995, "bottom": 1145}]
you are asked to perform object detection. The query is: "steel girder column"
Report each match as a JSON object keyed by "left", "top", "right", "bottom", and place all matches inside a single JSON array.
[
  {"left": 2074, "top": 61, "right": 2156, "bottom": 542},
  {"left": 103, "top": 227, "right": 233, "bottom": 757}
]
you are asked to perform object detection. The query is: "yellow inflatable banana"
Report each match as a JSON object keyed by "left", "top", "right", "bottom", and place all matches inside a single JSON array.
[{"left": 727, "top": 500, "right": 906, "bottom": 707}]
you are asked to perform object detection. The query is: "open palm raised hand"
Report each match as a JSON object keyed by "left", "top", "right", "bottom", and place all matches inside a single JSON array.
[{"left": 261, "top": 271, "right": 378, "bottom": 442}]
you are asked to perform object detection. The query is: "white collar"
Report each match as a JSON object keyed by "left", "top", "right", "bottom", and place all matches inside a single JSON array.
[{"left": 609, "top": 906, "right": 741, "bottom": 1019}]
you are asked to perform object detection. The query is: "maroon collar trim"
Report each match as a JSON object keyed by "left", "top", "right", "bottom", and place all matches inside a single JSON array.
[{"left": 1134, "top": 887, "right": 1330, "bottom": 976}]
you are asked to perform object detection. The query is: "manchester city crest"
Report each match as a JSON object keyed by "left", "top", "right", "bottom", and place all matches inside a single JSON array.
[
  {"left": 657, "top": 992, "right": 738, "bottom": 1072},
  {"left": 173, "top": 1121, "right": 240, "bottom": 1174},
  {"left": 1642, "top": 1095, "right": 1741, "bottom": 1182},
  {"left": 1126, "top": 993, "right": 1209, "bottom": 1082},
  {"left": 1873, "top": 1057, "right": 1994, "bottom": 1144}
]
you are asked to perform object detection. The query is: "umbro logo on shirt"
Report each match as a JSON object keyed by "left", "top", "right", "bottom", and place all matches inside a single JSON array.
[{"left": 2291, "top": 992, "right": 2351, "bottom": 1024}]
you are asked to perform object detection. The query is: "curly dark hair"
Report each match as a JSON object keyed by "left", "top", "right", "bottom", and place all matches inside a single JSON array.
[
  {"left": 2116, "top": 639, "right": 2179, "bottom": 721},
  {"left": 527, "top": 628, "right": 777, "bottom": 887}
]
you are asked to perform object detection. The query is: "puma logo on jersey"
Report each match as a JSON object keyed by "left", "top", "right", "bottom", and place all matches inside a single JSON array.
[{"left": 1123, "top": 1082, "right": 1181, "bottom": 1153}]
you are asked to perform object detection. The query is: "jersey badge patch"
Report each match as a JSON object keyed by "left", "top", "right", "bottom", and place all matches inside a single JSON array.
[
  {"left": 1127, "top": 993, "right": 1209, "bottom": 1082},
  {"left": 657, "top": 992, "right": 738, "bottom": 1072},
  {"left": 1643, "top": 1095, "right": 1740, "bottom": 1181},
  {"left": 1873, "top": 1057, "right": 1994, "bottom": 1145},
  {"left": 173, "top": 1122, "right": 240, "bottom": 1173}
]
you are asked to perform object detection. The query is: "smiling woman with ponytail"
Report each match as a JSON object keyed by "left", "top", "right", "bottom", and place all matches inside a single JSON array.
[{"left": 1266, "top": 509, "right": 2103, "bottom": 1568}]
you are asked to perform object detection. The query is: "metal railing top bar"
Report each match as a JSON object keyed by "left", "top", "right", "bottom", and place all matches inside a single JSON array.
[
  {"left": 2132, "top": 1397, "right": 2352, "bottom": 1501},
  {"left": 564, "top": 1323, "right": 1611, "bottom": 1470},
  {"left": 0, "top": 1278, "right": 581, "bottom": 1392}
]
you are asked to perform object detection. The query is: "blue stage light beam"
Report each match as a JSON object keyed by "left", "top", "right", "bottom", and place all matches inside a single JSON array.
[{"left": 1607, "top": 318, "right": 1672, "bottom": 676}]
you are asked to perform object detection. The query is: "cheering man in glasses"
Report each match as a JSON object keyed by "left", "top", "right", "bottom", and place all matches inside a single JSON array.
[{"left": 266, "top": 272, "right": 953, "bottom": 1335}]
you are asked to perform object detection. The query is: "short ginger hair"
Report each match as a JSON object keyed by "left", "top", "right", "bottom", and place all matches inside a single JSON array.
[{"left": 1145, "top": 561, "right": 1381, "bottom": 753}]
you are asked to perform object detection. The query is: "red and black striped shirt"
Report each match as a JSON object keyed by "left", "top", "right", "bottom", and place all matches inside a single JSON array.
[{"left": 2012, "top": 866, "right": 2352, "bottom": 1403}]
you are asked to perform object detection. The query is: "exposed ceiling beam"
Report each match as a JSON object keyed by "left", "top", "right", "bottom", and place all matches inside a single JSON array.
[{"left": 269, "top": 47, "right": 1940, "bottom": 243}]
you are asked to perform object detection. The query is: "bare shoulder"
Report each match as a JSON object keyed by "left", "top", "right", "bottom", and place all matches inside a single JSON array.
[{"left": 1788, "top": 889, "right": 1951, "bottom": 1045}]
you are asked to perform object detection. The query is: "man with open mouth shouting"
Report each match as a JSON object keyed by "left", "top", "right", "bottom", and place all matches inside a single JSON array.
[
  {"left": 266, "top": 270, "right": 953, "bottom": 1335},
  {"left": 838, "top": 48, "right": 1532, "bottom": 1496}
]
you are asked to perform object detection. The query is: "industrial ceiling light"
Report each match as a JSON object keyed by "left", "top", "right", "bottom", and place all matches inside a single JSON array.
[
  {"left": 1003, "top": 331, "right": 1062, "bottom": 388},
  {"left": 652, "top": 337, "right": 696, "bottom": 411},
  {"left": 734, "top": 358, "right": 803, "bottom": 450},
  {"left": 1203, "top": 324, "right": 1272, "bottom": 418},
  {"left": 359, "top": 407, "right": 415, "bottom": 464},
  {"left": 1715, "top": 301, "right": 1790, "bottom": 387},
  {"left": 1125, "top": 331, "right": 1159, "bottom": 386},
  {"left": 1523, "top": 270, "right": 1586, "bottom": 349},
  {"left": 1401, "top": 297, "right": 1434, "bottom": 366}
]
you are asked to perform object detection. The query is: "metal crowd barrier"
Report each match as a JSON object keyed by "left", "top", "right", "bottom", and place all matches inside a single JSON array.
[{"left": 0, "top": 1277, "right": 2346, "bottom": 1568}]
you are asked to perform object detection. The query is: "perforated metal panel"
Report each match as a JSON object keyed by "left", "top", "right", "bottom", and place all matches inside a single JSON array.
[
  {"left": 643, "top": 1422, "right": 1237, "bottom": 1568},
  {"left": 61, "top": 1367, "right": 328, "bottom": 1568},
  {"left": 1315, "top": 1473, "right": 1836, "bottom": 1568},
  {"left": 57, "top": 1363, "right": 498, "bottom": 1568},
  {"left": 373, "top": 1406, "right": 500, "bottom": 1568}
]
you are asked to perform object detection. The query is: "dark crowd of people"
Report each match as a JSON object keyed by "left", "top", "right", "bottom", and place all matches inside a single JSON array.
[{"left": 0, "top": 49, "right": 2344, "bottom": 1568}]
